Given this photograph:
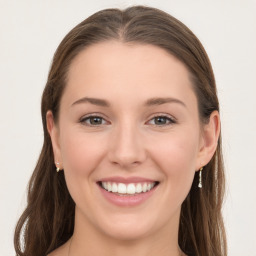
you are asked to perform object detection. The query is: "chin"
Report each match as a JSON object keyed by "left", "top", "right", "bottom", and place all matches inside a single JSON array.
[
  {"left": 93, "top": 210, "right": 166, "bottom": 242},
  {"left": 101, "top": 222, "right": 153, "bottom": 241}
]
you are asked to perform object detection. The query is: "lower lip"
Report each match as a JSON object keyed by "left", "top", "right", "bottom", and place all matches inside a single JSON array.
[{"left": 98, "top": 184, "right": 158, "bottom": 207}]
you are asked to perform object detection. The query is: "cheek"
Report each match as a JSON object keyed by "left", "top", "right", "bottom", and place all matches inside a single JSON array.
[
  {"left": 59, "top": 128, "right": 106, "bottom": 179},
  {"left": 151, "top": 131, "right": 199, "bottom": 194},
  {"left": 58, "top": 128, "right": 109, "bottom": 212}
]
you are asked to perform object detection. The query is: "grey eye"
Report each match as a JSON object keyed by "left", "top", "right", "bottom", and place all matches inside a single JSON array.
[
  {"left": 81, "top": 116, "right": 107, "bottom": 126},
  {"left": 148, "top": 116, "right": 175, "bottom": 126},
  {"left": 154, "top": 116, "right": 169, "bottom": 125},
  {"left": 88, "top": 117, "right": 103, "bottom": 125}
]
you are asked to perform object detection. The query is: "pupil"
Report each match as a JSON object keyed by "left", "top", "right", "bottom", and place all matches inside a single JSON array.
[
  {"left": 91, "top": 117, "right": 102, "bottom": 125},
  {"left": 155, "top": 117, "right": 166, "bottom": 124}
]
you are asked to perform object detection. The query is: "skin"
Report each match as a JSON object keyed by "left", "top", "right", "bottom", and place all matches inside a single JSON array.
[{"left": 47, "top": 41, "right": 220, "bottom": 256}]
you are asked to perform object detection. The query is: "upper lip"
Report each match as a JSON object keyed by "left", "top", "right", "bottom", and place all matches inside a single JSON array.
[{"left": 98, "top": 176, "right": 158, "bottom": 184}]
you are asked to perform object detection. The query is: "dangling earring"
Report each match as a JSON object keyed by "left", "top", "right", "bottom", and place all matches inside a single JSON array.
[
  {"left": 198, "top": 167, "right": 203, "bottom": 188},
  {"left": 56, "top": 162, "right": 61, "bottom": 172}
]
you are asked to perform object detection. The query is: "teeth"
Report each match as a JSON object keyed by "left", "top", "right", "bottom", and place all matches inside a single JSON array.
[
  {"left": 102, "top": 182, "right": 108, "bottom": 190},
  {"left": 107, "top": 182, "right": 112, "bottom": 192},
  {"left": 101, "top": 181, "right": 156, "bottom": 195},
  {"left": 142, "top": 183, "right": 147, "bottom": 192},
  {"left": 118, "top": 183, "right": 126, "bottom": 194},
  {"left": 136, "top": 183, "right": 142, "bottom": 193},
  {"left": 127, "top": 184, "right": 136, "bottom": 194},
  {"left": 112, "top": 183, "right": 118, "bottom": 192}
]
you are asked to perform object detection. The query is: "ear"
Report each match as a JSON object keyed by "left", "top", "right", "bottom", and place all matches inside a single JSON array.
[
  {"left": 196, "top": 110, "right": 220, "bottom": 170},
  {"left": 46, "top": 110, "right": 63, "bottom": 169}
]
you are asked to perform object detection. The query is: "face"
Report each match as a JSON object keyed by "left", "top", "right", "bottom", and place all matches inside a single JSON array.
[{"left": 47, "top": 41, "right": 218, "bottom": 241}]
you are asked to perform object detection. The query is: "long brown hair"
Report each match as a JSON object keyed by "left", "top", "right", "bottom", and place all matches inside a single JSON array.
[{"left": 14, "top": 6, "right": 227, "bottom": 256}]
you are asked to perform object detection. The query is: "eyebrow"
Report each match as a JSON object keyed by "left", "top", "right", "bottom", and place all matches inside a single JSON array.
[
  {"left": 71, "top": 97, "right": 186, "bottom": 108},
  {"left": 145, "top": 97, "right": 187, "bottom": 108},
  {"left": 71, "top": 97, "right": 110, "bottom": 107}
]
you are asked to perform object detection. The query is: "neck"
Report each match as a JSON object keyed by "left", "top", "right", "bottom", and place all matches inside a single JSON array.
[{"left": 69, "top": 208, "right": 183, "bottom": 256}]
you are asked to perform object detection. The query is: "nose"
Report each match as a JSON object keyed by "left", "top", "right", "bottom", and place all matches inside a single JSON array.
[{"left": 108, "top": 122, "right": 147, "bottom": 168}]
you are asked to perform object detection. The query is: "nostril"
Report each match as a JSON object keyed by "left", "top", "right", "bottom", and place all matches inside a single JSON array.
[{"left": 107, "top": 138, "right": 147, "bottom": 167}]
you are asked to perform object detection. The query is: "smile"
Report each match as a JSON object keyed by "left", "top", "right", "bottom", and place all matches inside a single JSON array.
[
  {"left": 99, "top": 181, "right": 158, "bottom": 195},
  {"left": 97, "top": 178, "right": 160, "bottom": 206}
]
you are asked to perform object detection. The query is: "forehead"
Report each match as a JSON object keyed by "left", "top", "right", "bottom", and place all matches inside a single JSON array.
[{"left": 63, "top": 41, "right": 197, "bottom": 108}]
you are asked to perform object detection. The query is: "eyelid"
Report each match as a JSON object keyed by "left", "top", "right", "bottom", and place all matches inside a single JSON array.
[
  {"left": 146, "top": 113, "right": 177, "bottom": 126},
  {"left": 78, "top": 112, "right": 177, "bottom": 126},
  {"left": 79, "top": 113, "right": 110, "bottom": 126}
]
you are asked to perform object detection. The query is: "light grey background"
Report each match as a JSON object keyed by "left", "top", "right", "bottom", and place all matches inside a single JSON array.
[{"left": 0, "top": 0, "right": 255, "bottom": 255}]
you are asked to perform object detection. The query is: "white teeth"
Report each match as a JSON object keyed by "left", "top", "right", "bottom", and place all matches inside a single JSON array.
[
  {"left": 136, "top": 183, "right": 142, "bottom": 193},
  {"left": 101, "top": 181, "right": 156, "bottom": 194},
  {"left": 102, "top": 182, "right": 107, "bottom": 190},
  {"left": 117, "top": 183, "right": 127, "bottom": 194},
  {"left": 112, "top": 182, "right": 118, "bottom": 193},
  {"left": 142, "top": 183, "right": 148, "bottom": 192},
  {"left": 127, "top": 184, "right": 136, "bottom": 194},
  {"left": 107, "top": 182, "right": 112, "bottom": 192}
]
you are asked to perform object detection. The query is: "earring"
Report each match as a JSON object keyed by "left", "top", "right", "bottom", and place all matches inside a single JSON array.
[
  {"left": 198, "top": 167, "right": 203, "bottom": 188},
  {"left": 56, "top": 162, "right": 61, "bottom": 172}
]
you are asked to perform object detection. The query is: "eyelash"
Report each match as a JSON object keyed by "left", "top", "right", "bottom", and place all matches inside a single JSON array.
[
  {"left": 147, "top": 114, "right": 176, "bottom": 126},
  {"left": 79, "top": 114, "right": 109, "bottom": 126},
  {"left": 79, "top": 114, "right": 176, "bottom": 127}
]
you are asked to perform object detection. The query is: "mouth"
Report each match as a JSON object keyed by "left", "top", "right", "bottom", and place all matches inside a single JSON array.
[{"left": 97, "top": 181, "right": 160, "bottom": 196}]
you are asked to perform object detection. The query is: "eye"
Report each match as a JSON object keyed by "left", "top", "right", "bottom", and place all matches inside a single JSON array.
[
  {"left": 147, "top": 115, "right": 176, "bottom": 126},
  {"left": 80, "top": 115, "right": 108, "bottom": 126}
]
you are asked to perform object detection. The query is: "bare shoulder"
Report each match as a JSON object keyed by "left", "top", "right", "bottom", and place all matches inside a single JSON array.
[{"left": 47, "top": 240, "right": 70, "bottom": 256}]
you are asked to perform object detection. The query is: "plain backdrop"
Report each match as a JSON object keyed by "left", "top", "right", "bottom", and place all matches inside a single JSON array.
[{"left": 0, "top": 0, "right": 255, "bottom": 255}]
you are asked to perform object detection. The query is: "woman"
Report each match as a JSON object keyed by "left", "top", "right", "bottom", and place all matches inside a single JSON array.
[{"left": 14, "top": 6, "right": 227, "bottom": 256}]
